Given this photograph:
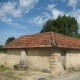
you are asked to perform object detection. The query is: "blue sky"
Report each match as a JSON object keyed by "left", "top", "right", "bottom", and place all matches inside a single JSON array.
[{"left": 0, "top": 0, "right": 80, "bottom": 45}]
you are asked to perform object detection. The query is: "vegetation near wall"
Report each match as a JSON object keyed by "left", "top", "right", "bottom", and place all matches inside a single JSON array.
[{"left": 0, "top": 45, "right": 4, "bottom": 53}]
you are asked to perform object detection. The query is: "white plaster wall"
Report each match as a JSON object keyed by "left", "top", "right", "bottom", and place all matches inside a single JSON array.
[
  {"left": 4, "top": 48, "right": 80, "bottom": 73},
  {"left": 67, "top": 50, "right": 80, "bottom": 69},
  {"left": 0, "top": 53, "right": 5, "bottom": 65},
  {"left": 6, "top": 48, "right": 52, "bottom": 71},
  {"left": 5, "top": 49, "right": 21, "bottom": 68},
  {"left": 27, "top": 48, "right": 51, "bottom": 72}
]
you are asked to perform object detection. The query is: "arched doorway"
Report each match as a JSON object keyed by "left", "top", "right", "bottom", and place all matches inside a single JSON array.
[
  {"left": 61, "top": 50, "right": 66, "bottom": 70},
  {"left": 20, "top": 50, "right": 27, "bottom": 64}
]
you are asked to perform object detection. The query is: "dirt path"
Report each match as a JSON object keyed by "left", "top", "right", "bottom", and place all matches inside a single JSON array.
[{"left": 0, "top": 70, "right": 51, "bottom": 80}]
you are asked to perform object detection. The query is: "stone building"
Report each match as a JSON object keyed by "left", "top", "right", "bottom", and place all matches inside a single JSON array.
[{"left": 4, "top": 31, "right": 80, "bottom": 74}]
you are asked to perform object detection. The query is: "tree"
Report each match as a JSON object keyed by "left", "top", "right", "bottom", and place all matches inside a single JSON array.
[
  {"left": 5, "top": 37, "right": 15, "bottom": 45},
  {"left": 0, "top": 45, "right": 3, "bottom": 51},
  {"left": 40, "top": 15, "right": 79, "bottom": 37}
]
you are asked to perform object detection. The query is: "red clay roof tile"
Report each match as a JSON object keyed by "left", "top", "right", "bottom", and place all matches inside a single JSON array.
[{"left": 4, "top": 31, "right": 80, "bottom": 49}]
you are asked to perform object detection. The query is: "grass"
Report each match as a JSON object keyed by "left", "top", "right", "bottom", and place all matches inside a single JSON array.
[
  {"left": 0, "top": 51, "right": 5, "bottom": 53},
  {"left": 0, "top": 66, "right": 21, "bottom": 80},
  {"left": 0, "top": 65, "right": 11, "bottom": 71}
]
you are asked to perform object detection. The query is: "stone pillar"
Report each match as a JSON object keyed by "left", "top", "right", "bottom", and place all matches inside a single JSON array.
[
  {"left": 66, "top": 50, "right": 73, "bottom": 69},
  {"left": 50, "top": 53, "right": 58, "bottom": 74}
]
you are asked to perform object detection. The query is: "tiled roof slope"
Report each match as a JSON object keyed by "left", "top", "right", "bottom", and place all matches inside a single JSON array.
[{"left": 4, "top": 31, "right": 80, "bottom": 49}]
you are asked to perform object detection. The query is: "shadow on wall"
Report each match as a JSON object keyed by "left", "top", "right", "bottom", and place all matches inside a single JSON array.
[{"left": 6, "top": 48, "right": 52, "bottom": 57}]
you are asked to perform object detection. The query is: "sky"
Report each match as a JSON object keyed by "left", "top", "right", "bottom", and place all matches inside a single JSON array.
[{"left": 0, "top": 0, "right": 80, "bottom": 45}]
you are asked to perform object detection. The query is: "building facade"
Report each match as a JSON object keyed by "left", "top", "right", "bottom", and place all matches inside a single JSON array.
[{"left": 3, "top": 31, "right": 80, "bottom": 74}]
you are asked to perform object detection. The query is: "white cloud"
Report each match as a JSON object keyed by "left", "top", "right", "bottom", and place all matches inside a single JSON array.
[
  {"left": 29, "top": 12, "right": 51, "bottom": 26},
  {"left": 36, "top": 6, "right": 43, "bottom": 10},
  {"left": 11, "top": 9, "right": 22, "bottom": 17},
  {"left": 29, "top": 3, "right": 64, "bottom": 26},
  {"left": 9, "top": 23, "right": 27, "bottom": 29},
  {"left": 52, "top": 9, "right": 63, "bottom": 19},
  {"left": 67, "top": 9, "right": 80, "bottom": 24},
  {"left": 47, "top": 4, "right": 64, "bottom": 19},
  {"left": 68, "top": 0, "right": 78, "bottom": 9},
  {"left": 0, "top": 1, "right": 18, "bottom": 17},
  {"left": 1, "top": 17, "right": 13, "bottom": 23},
  {"left": 0, "top": 0, "right": 39, "bottom": 29},
  {"left": 47, "top": 4, "right": 55, "bottom": 10},
  {"left": 0, "top": 16, "right": 27, "bottom": 29},
  {"left": 47, "top": 3, "right": 80, "bottom": 23},
  {"left": 19, "top": 0, "right": 39, "bottom": 13},
  {"left": 0, "top": 0, "right": 39, "bottom": 18},
  {"left": 42, "top": 12, "right": 51, "bottom": 18},
  {"left": 29, "top": 16, "right": 44, "bottom": 26},
  {"left": 61, "top": 0, "right": 79, "bottom": 9},
  {"left": 60, "top": 0, "right": 80, "bottom": 26}
]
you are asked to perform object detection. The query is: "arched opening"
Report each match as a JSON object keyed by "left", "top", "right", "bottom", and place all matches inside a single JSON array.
[
  {"left": 61, "top": 50, "right": 67, "bottom": 70},
  {"left": 20, "top": 50, "right": 27, "bottom": 65}
]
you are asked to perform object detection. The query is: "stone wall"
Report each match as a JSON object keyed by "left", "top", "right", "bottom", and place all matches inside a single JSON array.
[
  {"left": 66, "top": 49, "right": 80, "bottom": 69},
  {"left": 1, "top": 48, "right": 80, "bottom": 74},
  {"left": 5, "top": 49, "right": 21, "bottom": 68},
  {"left": 5, "top": 48, "right": 53, "bottom": 71},
  {"left": 0, "top": 53, "right": 5, "bottom": 66},
  {"left": 50, "top": 49, "right": 80, "bottom": 74},
  {"left": 27, "top": 48, "right": 52, "bottom": 72}
]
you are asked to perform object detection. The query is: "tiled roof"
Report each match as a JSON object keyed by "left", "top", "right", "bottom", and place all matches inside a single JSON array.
[{"left": 4, "top": 31, "right": 80, "bottom": 49}]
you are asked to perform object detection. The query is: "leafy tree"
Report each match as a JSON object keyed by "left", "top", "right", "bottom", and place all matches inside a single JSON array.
[
  {"left": 0, "top": 45, "right": 3, "bottom": 51},
  {"left": 40, "top": 15, "right": 78, "bottom": 37},
  {"left": 5, "top": 37, "right": 15, "bottom": 45},
  {"left": 75, "top": 34, "right": 80, "bottom": 39}
]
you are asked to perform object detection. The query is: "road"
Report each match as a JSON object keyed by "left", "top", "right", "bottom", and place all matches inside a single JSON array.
[{"left": 50, "top": 72, "right": 80, "bottom": 80}]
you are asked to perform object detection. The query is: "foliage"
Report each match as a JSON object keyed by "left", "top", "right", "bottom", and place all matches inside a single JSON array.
[
  {"left": 0, "top": 45, "right": 5, "bottom": 53},
  {"left": 5, "top": 37, "right": 15, "bottom": 45},
  {"left": 75, "top": 34, "right": 80, "bottom": 39},
  {"left": 0, "top": 45, "right": 3, "bottom": 51},
  {"left": 40, "top": 15, "right": 79, "bottom": 37},
  {"left": 0, "top": 65, "right": 11, "bottom": 71}
]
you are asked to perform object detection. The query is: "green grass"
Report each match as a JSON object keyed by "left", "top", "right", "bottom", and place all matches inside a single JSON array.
[
  {"left": 0, "top": 51, "right": 5, "bottom": 53},
  {"left": 0, "top": 65, "right": 11, "bottom": 71}
]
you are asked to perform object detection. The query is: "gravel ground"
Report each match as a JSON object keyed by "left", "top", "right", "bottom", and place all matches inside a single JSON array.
[{"left": 0, "top": 70, "right": 51, "bottom": 80}]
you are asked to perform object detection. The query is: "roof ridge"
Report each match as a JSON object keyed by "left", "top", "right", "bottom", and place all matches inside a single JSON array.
[{"left": 50, "top": 31, "right": 57, "bottom": 46}]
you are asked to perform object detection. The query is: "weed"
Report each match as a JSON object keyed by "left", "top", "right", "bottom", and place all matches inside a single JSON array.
[
  {"left": 50, "top": 75, "right": 54, "bottom": 78},
  {"left": 0, "top": 65, "right": 11, "bottom": 71}
]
